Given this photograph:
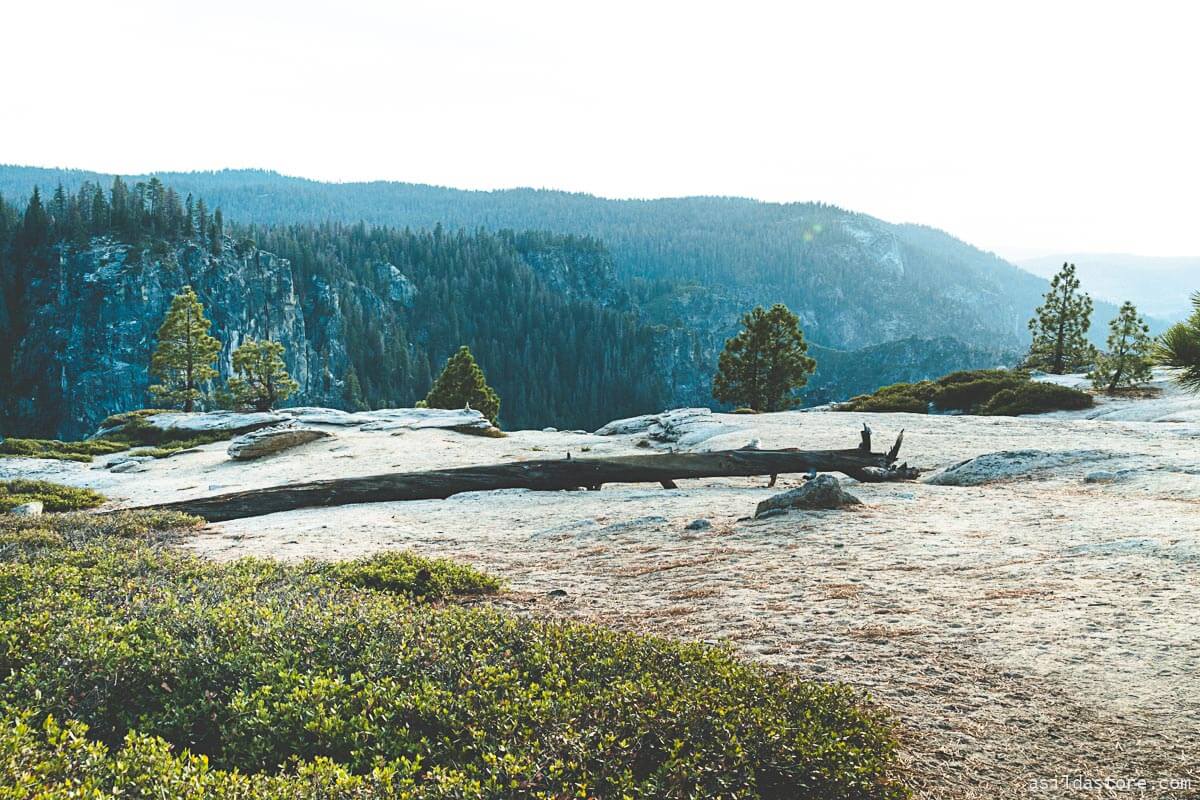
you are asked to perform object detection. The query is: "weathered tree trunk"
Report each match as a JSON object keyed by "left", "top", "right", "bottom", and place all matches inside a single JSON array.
[{"left": 136, "top": 426, "right": 916, "bottom": 522}]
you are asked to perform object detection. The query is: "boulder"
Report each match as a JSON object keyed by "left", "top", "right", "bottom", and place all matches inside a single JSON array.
[
  {"left": 754, "top": 475, "right": 861, "bottom": 518},
  {"left": 109, "top": 457, "right": 152, "bottom": 473},
  {"left": 922, "top": 449, "right": 1114, "bottom": 487},
  {"left": 227, "top": 423, "right": 333, "bottom": 460},
  {"left": 594, "top": 408, "right": 741, "bottom": 449},
  {"left": 8, "top": 501, "right": 44, "bottom": 516}
]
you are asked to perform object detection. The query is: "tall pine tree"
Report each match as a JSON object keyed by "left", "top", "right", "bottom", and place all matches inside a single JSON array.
[
  {"left": 712, "top": 303, "right": 816, "bottom": 411},
  {"left": 1090, "top": 301, "right": 1153, "bottom": 391},
  {"left": 420, "top": 345, "right": 501, "bottom": 425},
  {"left": 1025, "top": 262, "right": 1096, "bottom": 374},
  {"left": 148, "top": 286, "right": 222, "bottom": 412}
]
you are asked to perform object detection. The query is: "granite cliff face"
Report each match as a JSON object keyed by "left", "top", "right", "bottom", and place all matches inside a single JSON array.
[{"left": 7, "top": 238, "right": 360, "bottom": 438}]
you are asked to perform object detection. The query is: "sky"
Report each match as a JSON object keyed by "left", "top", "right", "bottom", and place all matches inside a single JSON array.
[{"left": 4, "top": 0, "right": 1197, "bottom": 259}]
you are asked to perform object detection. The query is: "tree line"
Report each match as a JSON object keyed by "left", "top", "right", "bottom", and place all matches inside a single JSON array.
[
  {"left": 710, "top": 262, "right": 1200, "bottom": 413},
  {"left": 1021, "top": 261, "right": 1198, "bottom": 392},
  {"left": 148, "top": 285, "right": 501, "bottom": 423}
]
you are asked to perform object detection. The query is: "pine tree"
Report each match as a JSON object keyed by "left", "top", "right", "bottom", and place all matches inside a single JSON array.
[
  {"left": 712, "top": 303, "right": 816, "bottom": 411},
  {"left": 1089, "top": 301, "right": 1153, "bottom": 391},
  {"left": 1025, "top": 262, "right": 1097, "bottom": 374},
  {"left": 420, "top": 345, "right": 501, "bottom": 424},
  {"left": 18, "top": 187, "right": 50, "bottom": 252},
  {"left": 226, "top": 338, "right": 299, "bottom": 411},
  {"left": 343, "top": 366, "right": 368, "bottom": 411},
  {"left": 148, "top": 286, "right": 222, "bottom": 412},
  {"left": 1155, "top": 291, "right": 1200, "bottom": 392}
]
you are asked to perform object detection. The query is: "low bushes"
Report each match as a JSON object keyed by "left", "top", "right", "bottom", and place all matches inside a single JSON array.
[
  {"left": 0, "top": 480, "right": 106, "bottom": 513},
  {"left": 321, "top": 550, "right": 502, "bottom": 598},
  {"left": 978, "top": 382, "right": 1095, "bottom": 416},
  {"left": 2, "top": 410, "right": 237, "bottom": 463},
  {"left": 0, "top": 437, "right": 130, "bottom": 462},
  {"left": 0, "top": 512, "right": 906, "bottom": 799},
  {"left": 839, "top": 369, "right": 1093, "bottom": 417}
]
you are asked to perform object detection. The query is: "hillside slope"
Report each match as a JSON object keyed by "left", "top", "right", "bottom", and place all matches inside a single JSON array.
[
  {"left": 0, "top": 223, "right": 667, "bottom": 438},
  {"left": 1, "top": 166, "right": 1057, "bottom": 352}
]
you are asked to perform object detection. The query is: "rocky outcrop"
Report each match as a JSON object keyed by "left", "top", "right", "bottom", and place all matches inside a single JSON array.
[
  {"left": 97, "top": 410, "right": 287, "bottom": 439},
  {"left": 594, "top": 408, "right": 741, "bottom": 449},
  {"left": 922, "top": 449, "right": 1115, "bottom": 486},
  {"left": 5, "top": 238, "right": 366, "bottom": 439},
  {"left": 754, "top": 475, "right": 862, "bottom": 518},
  {"left": 227, "top": 423, "right": 332, "bottom": 460}
]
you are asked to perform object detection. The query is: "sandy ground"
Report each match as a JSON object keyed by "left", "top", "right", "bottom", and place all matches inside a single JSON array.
[{"left": 5, "top": 376, "right": 1199, "bottom": 798}]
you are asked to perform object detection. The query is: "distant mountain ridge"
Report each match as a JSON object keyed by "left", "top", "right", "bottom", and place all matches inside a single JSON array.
[{"left": 0, "top": 165, "right": 1106, "bottom": 431}]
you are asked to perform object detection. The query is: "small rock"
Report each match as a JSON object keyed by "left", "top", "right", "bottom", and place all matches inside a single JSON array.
[
  {"left": 8, "top": 501, "right": 44, "bottom": 516},
  {"left": 109, "top": 459, "right": 150, "bottom": 473},
  {"left": 754, "top": 475, "right": 862, "bottom": 518},
  {"left": 542, "top": 426, "right": 559, "bottom": 433},
  {"left": 684, "top": 518, "right": 712, "bottom": 531},
  {"left": 1084, "top": 470, "right": 1118, "bottom": 483},
  {"left": 547, "top": 588, "right": 568, "bottom": 598}
]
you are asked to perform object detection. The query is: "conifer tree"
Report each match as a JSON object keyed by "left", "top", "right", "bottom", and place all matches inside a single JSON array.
[
  {"left": 343, "top": 366, "right": 368, "bottom": 411},
  {"left": 420, "top": 345, "right": 501, "bottom": 424},
  {"left": 1024, "top": 262, "right": 1097, "bottom": 374},
  {"left": 1155, "top": 291, "right": 1200, "bottom": 392},
  {"left": 712, "top": 303, "right": 816, "bottom": 411},
  {"left": 1090, "top": 301, "right": 1153, "bottom": 391},
  {"left": 227, "top": 338, "right": 299, "bottom": 411},
  {"left": 148, "top": 286, "right": 221, "bottom": 412}
]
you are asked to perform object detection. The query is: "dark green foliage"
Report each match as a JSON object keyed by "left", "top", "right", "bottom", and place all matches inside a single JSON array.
[
  {"left": 1025, "top": 263, "right": 1097, "bottom": 374},
  {"left": 227, "top": 339, "right": 299, "bottom": 411},
  {"left": 1154, "top": 291, "right": 1200, "bottom": 392},
  {"left": 0, "top": 480, "right": 105, "bottom": 512},
  {"left": 978, "top": 382, "right": 1096, "bottom": 416},
  {"left": 1090, "top": 301, "right": 1153, "bottom": 391},
  {"left": 247, "top": 223, "right": 664, "bottom": 431},
  {"left": 840, "top": 381, "right": 936, "bottom": 413},
  {"left": 0, "top": 513, "right": 905, "bottom": 799},
  {"left": 321, "top": 551, "right": 502, "bottom": 599},
  {"left": 929, "top": 370, "right": 1029, "bottom": 411},
  {"left": 420, "top": 345, "right": 501, "bottom": 424},
  {"left": 840, "top": 369, "right": 1093, "bottom": 416},
  {"left": 713, "top": 304, "right": 816, "bottom": 412},
  {"left": 149, "top": 287, "right": 222, "bottom": 412}
]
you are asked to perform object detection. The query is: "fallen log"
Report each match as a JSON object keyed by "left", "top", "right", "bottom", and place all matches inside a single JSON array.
[{"left": 136, "top": 425, "right": 917, "bottom": 522}]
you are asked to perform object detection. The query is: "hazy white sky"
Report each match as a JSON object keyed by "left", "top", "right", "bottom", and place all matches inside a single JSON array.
[{"left": 5, "top": 0, "right": 1197, "bottom": 258}]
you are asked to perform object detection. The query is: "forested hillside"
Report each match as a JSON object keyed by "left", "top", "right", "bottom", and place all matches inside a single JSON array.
[
  {"left": 0, "top": 180, "right": 667, "bottom": 437},
  {"left": 0, "top": 167, "right": 1062, "bottom": 436},
  {"left": 0, "top": 166, "right": 1059, "bottom": 352}
]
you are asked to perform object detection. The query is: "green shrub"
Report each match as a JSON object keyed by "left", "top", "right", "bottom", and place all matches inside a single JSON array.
[
  {"left": 841, "top": 380, "right": 935, "bottom": 413},
  {"left": 838, "top": 369, "right": 1090, "bottom": 417},
  {"left": 0, "top": 514, "right": 905, "bottom": 799},
  {"left": 0, "top": 437, "right": 130, "bottom": 462},
  {"left": 321, "top": 550, "right": 502, "bottom": 599},
  {"left": 928, "top": 369, "right": 1027, "bottom": 411},
  {"left": 978, "top": 382, "right": 1094, "bottom": 416},
  {"left": 2, "top": 409, "right": 230, "bottom": 463},
  {"left": 0, "top": 480, "right": 106, "bottom": 513}
]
